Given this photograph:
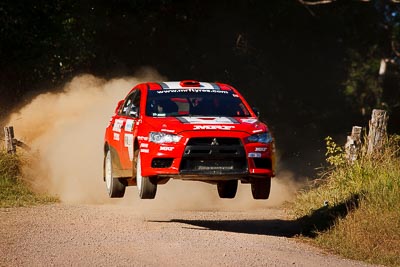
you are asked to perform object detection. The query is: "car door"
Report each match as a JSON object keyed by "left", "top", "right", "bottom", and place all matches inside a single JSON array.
[{"left": 118, "top": 89, "right": 141, "bottom": 169}]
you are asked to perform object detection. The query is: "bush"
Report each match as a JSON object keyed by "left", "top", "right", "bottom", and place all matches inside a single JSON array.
[
  {"left": 292, "top": 135, "right": 400, "bottom": 266},
  {"left": 0, "top": 150, "right": 56, "bottom": 207}
]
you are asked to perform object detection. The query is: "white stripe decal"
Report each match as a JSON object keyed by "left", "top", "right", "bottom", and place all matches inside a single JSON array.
[
  {"left": 161, "top": 81, "right": 218, "bottom": 90},
  {"left": 178, "top": 116, "right": 237, "bottom": 124}
]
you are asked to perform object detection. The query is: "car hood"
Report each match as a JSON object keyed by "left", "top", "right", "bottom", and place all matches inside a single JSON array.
[{"left": 141, "top": 116, "right": 268, "bottom": 135}]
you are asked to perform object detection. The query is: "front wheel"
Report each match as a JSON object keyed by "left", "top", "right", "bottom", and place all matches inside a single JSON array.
[
  {"left": 251, "top": 178, "right": 271, "bottom": 199},
  {"left": 104, "top": 150, "right": 126, "bottom": 198},
  {"left": 136, "top": 153, "right": 157, "bottom": 199},
  {"left": 217, "top": 180, "right": 238, "bottom": 198}
]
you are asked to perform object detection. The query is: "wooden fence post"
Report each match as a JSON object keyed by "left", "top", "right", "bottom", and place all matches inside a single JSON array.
[
  {"left": 367, "top": 109, "right": 388, "bottom": 156},
  {"left": 345, "top": 126, "right": 363, "bottom": 163},
  {"left": 4, "top": 126, "right": 16, "bottom": 154}
]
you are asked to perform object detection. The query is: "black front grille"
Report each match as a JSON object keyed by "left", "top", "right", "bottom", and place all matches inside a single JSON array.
[
  {"left": 183, "top": 137, "right": 244, "bottom": 158},
  {"left": 187, "top": 137, "right": 241, "bottom": 146},
  {"left": 180, "top": 137, "right": 247, "bottom": 174},
  {"left": 152, "top": 158, "right": 173, "bottom": 168}
]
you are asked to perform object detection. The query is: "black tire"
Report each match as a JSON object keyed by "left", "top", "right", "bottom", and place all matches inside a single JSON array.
[
  {"left": 104, "top": 149, "right": 126, "bottom": 198},
  {"left": 251, "top": 178, "right": 271, "bottom": 199},
  {"left": 136, "top": 153, "right": 157, "bottom": 199},
  {"left": 217, "top": 180, "right": 238, "bottom": 198}
]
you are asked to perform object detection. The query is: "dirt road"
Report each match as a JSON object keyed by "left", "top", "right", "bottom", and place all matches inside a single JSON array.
[{"left": 1, "top": 197, "right": 379, "bottom": 267}]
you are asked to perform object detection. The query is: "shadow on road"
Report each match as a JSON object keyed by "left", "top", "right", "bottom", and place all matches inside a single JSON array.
[
  {"left": 152, "top": 218, "right": 302, "bottom": 237},
  {"left": 149, "top": 193, "right": 361, "bottom": 238}
]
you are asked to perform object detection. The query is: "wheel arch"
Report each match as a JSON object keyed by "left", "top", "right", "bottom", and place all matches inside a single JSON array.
[{"left": 103, "top": 142, "right": 126, "bottom": 179}]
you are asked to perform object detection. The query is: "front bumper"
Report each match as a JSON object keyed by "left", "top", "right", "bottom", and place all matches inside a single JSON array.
[{"left": 139, "top": 132, "right": 275, "bottom": 180}]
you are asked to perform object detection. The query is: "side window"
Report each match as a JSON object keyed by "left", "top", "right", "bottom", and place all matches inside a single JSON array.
[
  {"left": 121, "top": 89, "right": 141, "bottom": 117},
  {"left": 132, "top": 90, "right": 141, "bottom": 112}
]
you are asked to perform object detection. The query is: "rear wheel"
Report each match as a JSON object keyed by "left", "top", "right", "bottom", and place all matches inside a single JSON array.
[
  {"left": 136, "top": 153, "right": 157, "bottom": 199},
  {"left": 104, "top": 150, "right": 125, "bottom": 198},
  {"left": 217, "top": 180, "right": 238, "bottom": 198},
  {"left": 251, "top": 178, "right": 271, "bottom": 199}
]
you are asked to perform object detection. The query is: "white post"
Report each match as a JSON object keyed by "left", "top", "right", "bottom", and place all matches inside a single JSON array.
[
  {"left": 4, "top": 126, "right": 16, "bottom": 154},
  {"left": 345, "top": 126, "right": 363, "bottom": 163}
]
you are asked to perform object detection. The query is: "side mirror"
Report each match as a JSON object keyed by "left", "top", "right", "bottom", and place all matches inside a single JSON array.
[
  {"left": 115, "top": 100, "right": 124, "bottom": 114},
  {"left": 252, "top": 107, "right": 261, "bottom": 118}
]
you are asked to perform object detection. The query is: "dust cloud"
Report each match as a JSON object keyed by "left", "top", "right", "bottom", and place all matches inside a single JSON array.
[{"left": 4, "top": 69, "right": 302, "bottom": 211}]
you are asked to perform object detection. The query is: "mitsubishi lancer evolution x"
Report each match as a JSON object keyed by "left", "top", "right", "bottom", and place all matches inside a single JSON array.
[{"left": 103, "top": 80, "right": 275, "bottom": 199}]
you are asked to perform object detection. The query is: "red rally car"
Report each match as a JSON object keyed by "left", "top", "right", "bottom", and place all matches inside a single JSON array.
[{"left": 103, "top": 80, "right": 275, "bottom": 199}]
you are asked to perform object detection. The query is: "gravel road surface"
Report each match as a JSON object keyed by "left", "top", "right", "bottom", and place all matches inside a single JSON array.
[{"left": 1, "top": 201, "right": 380, "bottom": 267}]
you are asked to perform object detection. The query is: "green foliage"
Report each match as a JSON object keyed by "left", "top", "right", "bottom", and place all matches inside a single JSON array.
[
  {"left": 343, "top": 47, "right": 384, "bottom": 116},
  {"left": 292, "top": 135, "right": 400, "bottom": 266},
  {"left": 325, "top": 136, "right": 345, "bottom": 166},
  {"left": 0, "top": 0, "right": 96, "bottom": 84},
  {"left": 0, "top": 150, "right": 56, "bottom": 208}
]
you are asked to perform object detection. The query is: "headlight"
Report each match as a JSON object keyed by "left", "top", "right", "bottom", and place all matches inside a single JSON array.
[
  {"left": 246, "top": 132, "right": 273, "bottom": 144},
  {"left": 149, "top": 132, "right": 182, "bottom": 144}
]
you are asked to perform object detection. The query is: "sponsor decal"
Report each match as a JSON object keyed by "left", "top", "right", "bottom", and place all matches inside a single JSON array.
[
  {"left": 193, "top": 125, "right": 235, "bottom": 130},
  {"left": 124, "top": 134, "right": 134, "bottom": 161},
  {"left": 125, "top": 119, "right": 134, "bottom": 132},
  {"left": 113, "top": 133, "right": 120, "bottom": 141},
  {"left": 112, "top": 119, "right": 124, "bottom": 133},
  {"left": 248, "top": 152, "right": 262, "bottom": 158},
  {"left": 161, "top": 129, "right": 175, "bottom": 133},
  {"left": 140, "top": 149, "right": 150, "bottom": 153},
  {"left": 241, "top": 118, "right": 258, "bottom": 124},
  {"left": 156, "top": 89, "right": 228, "bottom": 94},
  {"left": 137, "top": 136, "right": 148, "bottom": 141},
  {"left": 255, "top": 147, "right": 268, "bottom": 152},
  {"left": 252, "top": 129, "right": 264, "bottom": 134},
  {"left": 178, "top": 116, "right": 238, "bottom": 124},
  {"left": 160, "top": 146, "right": 174, "bottom": 151},
  {"left": 140, "top": 143, "right": 149, "bottom": 148}
]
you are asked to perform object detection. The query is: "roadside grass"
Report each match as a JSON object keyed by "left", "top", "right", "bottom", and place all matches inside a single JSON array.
[
  {"left": 291, "top": 135, "right": 400, "bottom": 267},
  {"left": 0, "top": 150, "right": 57, "bottom": 208}
]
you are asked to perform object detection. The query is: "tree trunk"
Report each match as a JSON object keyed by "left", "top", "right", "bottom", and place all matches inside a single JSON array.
[{"left": 367, "top": 109, "right": 388, "bottom": 156}]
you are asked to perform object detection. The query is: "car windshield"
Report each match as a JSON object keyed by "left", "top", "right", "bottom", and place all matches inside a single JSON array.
[{"left": 146, "top": 89, "right": 251, "bottom": 117}]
